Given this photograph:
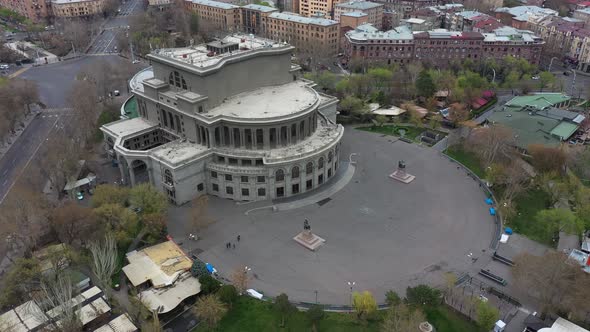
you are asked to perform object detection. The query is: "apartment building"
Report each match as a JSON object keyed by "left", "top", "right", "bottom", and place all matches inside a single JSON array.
[
  {"left": 494, "top": 6, "right": 557, "bottom": 29},
  {"left": 0, "top": 0, "right": 50, "bottom": 22},
  {"left": 51, "top": 0, "right": 104, "bottom": 17},
  {"left": 241, "top": 3, "right": 277, "bottom": 34},
  {"left": 280, "top": 0, "right": 299, "bottom": 13},
  {"left": 528, "top": 15, "right": 588, "bottom": 61},
  {"left": 340, "top": 11, "right": 368, "bottom": 29},
  {"left": 334, "top": 1, "right": 383, "bottom": 29},
  {"left": 185, "top": 0, "right": 241, "bottom": 32},
  {"left": 343, "top": 24, "right": 543, "bottom": 67},
  {"left": 266, "top": 12, "right": 339, "bottom": 56},
  {"left": 573, "top": 7, "right": 590, "bottom": 26},
  {"left": 298, "top": 0, "right": 333, "bottom": 18}
]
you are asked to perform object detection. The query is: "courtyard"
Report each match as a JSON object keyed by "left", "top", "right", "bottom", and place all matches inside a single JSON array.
[{"left": 167, "top": 128, "right": 495, "bottom": 305}]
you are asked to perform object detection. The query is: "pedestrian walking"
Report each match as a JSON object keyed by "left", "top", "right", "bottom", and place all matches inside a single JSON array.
[
  {"left": 232, "top": 243, "right": 235, "bottom": 249},
  {"left": 237, "top": 235, "right": 241, "bottom": 242},
  {"left": 226, "top": 242, "right": 230, "bottom": 249}
]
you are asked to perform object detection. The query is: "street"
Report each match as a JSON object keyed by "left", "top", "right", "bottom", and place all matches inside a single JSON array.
[{"left": 87, "top": 0, "right": 145, "bottom": 55}]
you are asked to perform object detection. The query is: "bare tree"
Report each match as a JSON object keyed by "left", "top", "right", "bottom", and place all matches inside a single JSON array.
[
  {"left": 49, "top": 202, "right": 100, "bottom": 247},
  {"left": 188, "top": 195, "right": 213, "bottom": 237},
  {"left": 465, "top": 125, "right": 514, "bottom": 167},
  {"left": 192, "top": 294, "right": 227, "bottom": 329},
  {"left": 89, "top": 234, "right": 118, "bottom": 299},
  {"left": 230, "top": 264, "right": 251, "bottom": 295},
  {"left": 381, "top": 303, "right": 426, "bottom": 332},
  {"left": 32, "top": 274, "right": 82, "bottom": 332}
]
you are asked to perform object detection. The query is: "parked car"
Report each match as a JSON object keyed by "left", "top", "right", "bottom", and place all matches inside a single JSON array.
[
  {"left": 531, "top": 75, "right": 540, "bottom": 80},
  {"left": 564, "top": 71, "right": 571, "bottom": 76},
  {"left": 113, "top": 90, "right": 120, "bottom": 96},
  {"left": 76, "top": 192, "right": 84, "bottom": 200},
  {"left": 0, "top": 64, "right": 9, "bottom": 70}
]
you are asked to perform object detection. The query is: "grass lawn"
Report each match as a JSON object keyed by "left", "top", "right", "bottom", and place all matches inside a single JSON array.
[
  {"left": 443, "top": 147, "right": 485, "bottom": 178},
  {"left": 507, "top": 188, "right": 552, "bottom": 245},
  {"left": 357, "top": 125, "right": 425, "bottom": 140},
  {"left": 194, "top": 296, "right": 381, "bottom": 332},
  {"left": 425, "top": 306, "right": 484, "bottom": 332}
]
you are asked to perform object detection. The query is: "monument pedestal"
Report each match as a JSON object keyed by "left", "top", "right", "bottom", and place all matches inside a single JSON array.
[
  {"left": 389, "top": 169, "right": 415, "bottom": 184},
  {"left": 293, "top": 230, "right": 325, "bottom": 251}
]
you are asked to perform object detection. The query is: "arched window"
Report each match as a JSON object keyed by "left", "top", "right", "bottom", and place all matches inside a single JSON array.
[
  {"left": 168, "top": 71, "right": 187, "bottom": 90},
  {"left": 306, "top": 162, "right": 313, "bottom": 175},
  {"left": 164, "top": 169, "right": 173, "bottom": 185},
  {"left": 328, "top": 151, "right": 333, "bottom": 163},
  {"left": 291, "top": 166, "right": 300, "bottom": 179},
  {"left": 318, "top": 157, "right": 324, "bottom": 169},
  {"left": 275, "top": 169, "right": 285, "bottom": 182}
]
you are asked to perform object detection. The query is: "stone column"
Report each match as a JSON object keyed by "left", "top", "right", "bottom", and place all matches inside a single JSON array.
[
  {"left": 240, "top": 128, "right": 246, "bottom": 148},
  {"left": 263, "top": 128, "right": 270, "bottom": 149},
  {"left": 129, "top": 164, "right": 136, "bottom": 186}
]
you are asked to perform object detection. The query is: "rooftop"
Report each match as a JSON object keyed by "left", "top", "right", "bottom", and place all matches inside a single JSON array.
[
  {"left": 483, "top": 27, "right": 540, "bottom": 43},
  {"left": 539, "top": 317, "right": 590, "bottom": 332},
  {"left": 151, "top": 139, "right": 210, "bottom": 166},
  {"left": 94, "top": 314, "right": 137, "bottom": 332},
  {"left": 102, "top": 117, "right": 157, "bottom": 139},
  {"left": 241, "top": 3, "right": 277, "bottom": 12},
  {"left": 335, "top": 1, "right": 383, "bottom": 10},
  {"left": 505, "top": 93, "right": 571, "bottom": 109},
  {"left": 51, "top": 0, "right": 95, "bottom": 4},
  {"left": 203, "top": 80, "right": 318, "bottom": 120},
  {"left": 185, "top": 0, "right": 238, "bottom": 9},
  {"left": 575, "top": 7, "right": 590, "bottom": 14},
  {"left": 346, "top": 24, "right": 413, "bottom": 41},
  {"left": 122, "top": 241, "right": 193, "bottom": 288},
  {"left": 139, "top": 272, "right": 200, "bottom": 314},
  {"left": 268, "top": 12, "right": 338, "bottom": 26},
  {"left": 495, "top": 5, "right": 557, "bottom": 18},
  {"left": 404, "top": 18, "right": 426, "bottom": 24},
  {"left": 458, "top": 10, "right": 484, "bottom": 19},
  {"left": 341, "top": 11, "right": 368, "bottom": 17},
  {"left": 414, "top": 29, "right": 484, "bottom": 39},
  {"left": 152, "top": 34, "right": 290, "bottom": 70}
]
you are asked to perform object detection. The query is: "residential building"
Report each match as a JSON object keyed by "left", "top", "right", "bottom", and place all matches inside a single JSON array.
[
  {"left": 400, "top": 17, "right": 433, "bottom": 31},
  {"left": 122, "top": 241, "right": 200, "bottom": 313},
  {"left": 184, "top": 0, "right": 242, "bottom": 32},
  {"left": 406, "top": 7, "right": 442, "bottom": 30},
  {"left": 340, "top": 11, "right": 368, "bottom": 29},
  {"left": 51, "top": 0, "right": 105, "bottom": 17},
  {"left": 371, "top": 0, "right": 440, "bottom": 18},
  {"left": 445, "top": 11, "right": 502, "bottom": 32},
  {"left": 101, "top": 34, "right": 342, "bottom": 204},
  {"left": 334, "top": 1, "right": 383, "bottom": 29},
  {"left": 266, "top": 12, "right": 340, "bottom": 56},
  {"left": 382, "top": 9, "right": 402, "bottom": 29},
  {"left": 279, "top": 0, "right": 299, "bottom": 13},
  {"left": 241, "top": 4, "right": 277, "bottom": 34},
  {"left": 343, "top": 24, "right": 414, "bottom": 65},
  {"left": 298, "top": 0, "right": 333, "bottom": 18},
  {"left": 494, "top": 6, "right": 557, "bottom": 29},
  {"left": 527, "top": 15, "right": 589, "bottom": 63},
  {"left": 486, "top": 93, "right": 581, "bottom": 150},
  {"left": 0, "top": 0, "right": 51, "bottom": 22},
  {"left": 343, "top": 25, "right": 543, "bottom": 67},
  {"left": 148, "top": 0, "right": 172, "bottom": 9},
  {"left": 574, "top": 7, "right": 590, "bottom": 25}
]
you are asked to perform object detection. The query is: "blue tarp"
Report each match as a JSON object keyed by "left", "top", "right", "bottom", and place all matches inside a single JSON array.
[
  {"left": 485, "top": 198, "right": 493, "bottom": 205},
  {"left": 206, "top": 263, "right": 215, "bottom": 273},
  {"left": 505, "top": 227, "right": 513, "bottom": 235},
  {"left": 489, "top": 207, "right": 496, "bottom": 216}
]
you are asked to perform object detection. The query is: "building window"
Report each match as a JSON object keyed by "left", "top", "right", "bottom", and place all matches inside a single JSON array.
[
  {"left": 242, "top": 188, "right": 249, "bottom": 196},
  {"left": 328, "top": 168, "right": 332, "bottom": 178},
  {"left": 291, "top": 166, "right": 300, "bottom": 179},
  {"left": 292, "top": 183, "right": 299, "bottom": 194},
  {"left": 258, "top": 188, "right": 266, "bottom": 196},
  {"left": 242, "top": 159, "right": 252, "bottom": 166},
  {"left": 328, "top": 151, "right": 333, "bottom": 163},
  {"left": 164, "top": 169, "right": 173, "bottom": 185},
  {"left": 217, "top": 156, "right": 225, "bottom": 163},
  {"left": 226, "top": 186, "right": 234, "bottom": 195},
  {"left": 275, "top": 169, "right": 285, "bottom": 182},
  {"left": 276, "top": 187, "right": 284, "bottom": 197},
  {"left": 318, "top": 174, "right": 324, "bottom": 184},
  {"left": 306, "top": 179, "right": 313, "bottom": 190},
  {"left": 169, "top": 71, "right": 187, "bottom": 90},
  {"left": 211, "top": 171, "right": 218, "bottom": 178},
  {"left": 197, "top": 183, "right": 204, "bottom": 191},
  {"left": 212, "top": 183, "right": 219, "bottom": 191},
  {"left": 257, "top": 176, "right": 265, "bottom": 183},
  {"left": 229, "top": 158, "right": 238, "bottom": 165},
  {"left": 306, "top": 162, "right": 313, "bottom": 175},
  {"left": 241, "top": 176, "right": 249, "bottom": 183},
  {"left": 225, "top": 174, "right": 233, "bottom": 181},
  {"left": 318, "top": 157, "right": 324, "bottom": 169}
]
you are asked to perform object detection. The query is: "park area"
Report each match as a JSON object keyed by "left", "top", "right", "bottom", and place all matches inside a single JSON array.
[{"left": 357, "top": 125, "right": 447, "bottom": 145}]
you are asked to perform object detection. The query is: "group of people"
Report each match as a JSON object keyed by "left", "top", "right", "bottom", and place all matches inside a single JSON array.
[{"left": 226, "top": 234, "right": 241, "bottom": 249}]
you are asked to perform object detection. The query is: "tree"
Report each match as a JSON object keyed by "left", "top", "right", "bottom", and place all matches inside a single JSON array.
[
  {"left": 92, "top": 184, "right": 130, "bottom": 208},
  {"left": 129, "top": 183, "right": 167, "bottom": 215},
  {"left": 34, "top": 274, "right": 82, "bottom": 332},
  {"left": 512, "top": 252, "right": 590, "bottom": 318},
  {"left": 537, "top": 71, "right": 555, "bottom": 92},
  {"left": 476, "top": 300, "right": 499, "bottom": 330},
  {"left": 67, "top": 80, "right": 100, "bottom": 145},
  {"left": 188, "top": 195, "right": 213, "bottom": 236},
  {"left": 381, "top": 303, "right": 426, "bottom": 332},
  {"left": 405, "top": 285, "right": 441, "bottom": 307},
  {"left": 466, "top": 126, "right": 513, "bottom": 168},
  {"left": 89, "top": 234, "right": 118, "bottom": 299},
  {"left": 374, "top": 115, "right": 388, "bottom": 127},
  {"left": 385, "top": 290, "right": 401, "bottom": 307},
  {"left": 230, "top": 265, "right": 251, "bottom": 295},
  {"left": 339, "top": 96, "right": 367, "bottom": 116},
  {"left": 528, "top": 144, "right": 566, "bottom": 173},
  {"left": 49, "top": 202, "right": 99, "bottom": 246},
  {"left": 217, "top": 285, "right": 238, "bottom": 307},
  {"left": 307, "top": 305, "right": 325, "bottom": 332},
  {"left": 189, "top": 13, "right": 199, "bottom": 35},
  {"left": 0, "top": 258, "right": 41, "bottom": 309},
  {"left": 198, "top": 274, "right": 221, "bottom": 294},
  {"left": 191, "top": 259, "right": 209, "bottom": 278},
  {"left": 93, "top": 203, "right": 139, "bottom": 244},
  {"left": 569, "top": 147, "right": 590, "bottom": 181},
  {"left": 193, "top": 294, "right": 227, "bottom": 329},
  {"left": 352, "top": 291, "right": 377, "bottom": 320},
  {"left": 415, "top": 70, "right": 436, "bottom": 99},
  {"left": 534, "top": 208, "right": 583, "bottom": 238},
  {"left": 274, "top": 293, "right": 295, "bottom": 327},
  {"left": 448, "top": 103, "right": 469, "bottom": 124}
]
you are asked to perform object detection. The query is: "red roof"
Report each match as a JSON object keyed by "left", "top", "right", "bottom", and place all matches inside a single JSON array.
[{"left": 482, "top": 90, "right": 496, "bottom": 99}]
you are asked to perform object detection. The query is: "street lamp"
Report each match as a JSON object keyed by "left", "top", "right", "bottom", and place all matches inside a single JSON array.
[
  {"left": 347, "top": 281, "right": 355, "bottom": 312},
  {"left": 548, "top": 56, "right": 558, "bottom": 72}
]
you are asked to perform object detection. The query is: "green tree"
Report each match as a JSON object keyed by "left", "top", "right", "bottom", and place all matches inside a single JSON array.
[
  {"left": 405, "top": 285, "right": 441, "bottom": 307},
  {"left": 193, "top": 294, "right": 227, "bottom": 328},
  {"left": 199, "top": 274, "right": 221, "bottom": 294},
  {"left": 189, "top": 13, "right": 199, "bottom": 35},
  {"left": 129, "top": 183, "right": 167, "bottom": 215},
  {"left": 0, "top": 258, "right": 41, "bottom": 308},
  {"left": 217, "top": 284, "right": 238, "bottom": 307},
  {"left": 375, "top": 115, "right": 388, "bottom": 127},
  {"left": 385, "top": 290, "right": 402, "bottom": 306},
  {"left": 537, "top": 71, "right": 555, "bottom": 92},
  {"left": 415, "top": 70, "right": 436, "bottom": 99},
  {"left": 92, "top": 184, "right": 130, "bottom": 208},
  {"left": 476, "top": 300, "right": 499, "bottom": 330},
  {"left": 191, "top": 259, "right": 209, "bottom": 278},
  {"left": 307, "top": 305, "right": 325, "bottom": 332},
  {"left": 535, "top": 208, "right": 583, "bottom": 238},
  {"left": 274, "top": 293, "right": 295, "bottom": 327},
  {"left": 352, "top": 291, "right": 377, "bottom": 320}
]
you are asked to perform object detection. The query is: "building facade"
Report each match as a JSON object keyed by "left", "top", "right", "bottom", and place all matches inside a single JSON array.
[
  {"left": 101, "top": 35, "right": 343, "bottom": 205},
  {"left": 240, "top": 4, "right": 277, "bottom": 34},
  {"left": 266, "top": 12, "right": 340, "bottom": 56},
  {"left": 343, "top": 24, "right": 543, "bottom": 66},
  {"left": 340, "top": 11, "right": 368, "bottom": 29},
  {"left": 0, "top": 0, "right": 51, "bottom": 22},
  {"left": 51, "top": 0, "right": 104, "bottom": 17},
  {"left": 298, "top": 0, "right": 333, "bottom": 18},
  {"left": 185, "top": 0, "right": 242, "bottom": 32},
  {"left": 334, "top": 1, "right": 383, "bottom": 29}
]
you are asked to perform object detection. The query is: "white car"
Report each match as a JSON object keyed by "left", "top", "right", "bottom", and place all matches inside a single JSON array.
[
  {"left": 531, "top": 75, "right": 540, "bottom": 80},
  {"left": 0, "top": 64, "right": 9, "bottom": 70},
  {"left": 113, "top": 90, "right": 120, "bottom": 96}
]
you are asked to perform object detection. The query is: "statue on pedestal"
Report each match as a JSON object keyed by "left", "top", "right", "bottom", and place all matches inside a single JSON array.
[{"left": 304, "top": 219, "right": 311, "bottom": 231}]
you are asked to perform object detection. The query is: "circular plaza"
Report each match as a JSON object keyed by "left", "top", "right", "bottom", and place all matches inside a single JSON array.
[{"left": 168, "top": 128, "right": 495, "bottom": 305}]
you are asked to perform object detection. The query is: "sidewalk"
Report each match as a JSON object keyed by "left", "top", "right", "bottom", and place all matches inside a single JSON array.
[{"left": 0, "top": 107, "right": 41, "bottom": 160}]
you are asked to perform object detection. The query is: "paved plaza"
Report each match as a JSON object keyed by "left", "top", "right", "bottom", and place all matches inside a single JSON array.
[{"left": 167, "top": 128, "right": 495, "bottom": 305}]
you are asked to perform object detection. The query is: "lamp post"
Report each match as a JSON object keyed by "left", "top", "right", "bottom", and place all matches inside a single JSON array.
[
  {"left": 347, "top": 281, "right": 355, "bottom": 313},
  {"left": 570, "top": 69, "right": 577, "bottom": 97},
  {"left": 548, "top": 56, "right": 558, "bottom": 72}
]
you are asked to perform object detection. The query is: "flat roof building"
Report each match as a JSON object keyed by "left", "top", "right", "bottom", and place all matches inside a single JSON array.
[
  {"left": 101, "top": 34, "right": 343, "bottom": 204},
  {"left": 334, "top": 1, "right": 384, "bottom": 29},
  {"left": 51, "top": 0, "right": 105, "bottom": 17}
]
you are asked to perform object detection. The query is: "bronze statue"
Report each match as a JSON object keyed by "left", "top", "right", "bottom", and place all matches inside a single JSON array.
[{"left": 304, "top": 219, "right": 311, "bottom": 231}]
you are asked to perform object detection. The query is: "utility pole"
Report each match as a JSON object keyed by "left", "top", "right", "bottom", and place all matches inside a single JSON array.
[
  {"left": 71, "top": 41, "right": 76, "bottom": 56},
  {"left": 570, "top": 69, "right": 576, "bottom": 97}
]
